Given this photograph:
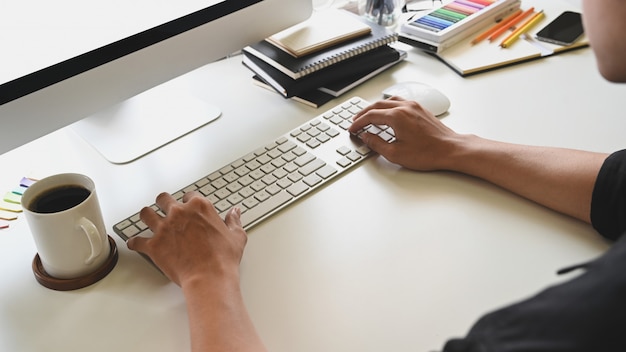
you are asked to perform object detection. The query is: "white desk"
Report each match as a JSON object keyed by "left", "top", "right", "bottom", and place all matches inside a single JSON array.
[{"left": 2, "top": 40, "right": 626, "bottom": 351}]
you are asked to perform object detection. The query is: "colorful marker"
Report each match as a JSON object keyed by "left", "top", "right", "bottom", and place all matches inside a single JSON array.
[{"left": 411, "top": 0, "right": 497, "bottom": 33}]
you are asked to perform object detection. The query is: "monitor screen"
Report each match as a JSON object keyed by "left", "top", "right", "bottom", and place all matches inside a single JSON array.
[
  {"left": 0, "top": 0, "right": 312, "bottom": 160},
  {"left": 1, "top": 0, "right": 229, "bottom": 105}
]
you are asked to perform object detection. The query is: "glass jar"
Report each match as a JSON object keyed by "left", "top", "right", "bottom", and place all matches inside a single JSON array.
[{"left": 358, "top": 0, "right": 405, "bottom": 27}]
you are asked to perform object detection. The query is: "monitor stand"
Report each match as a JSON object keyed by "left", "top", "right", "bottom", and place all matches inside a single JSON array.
[{"left": 71, "top": 79, "right": 220, "bottom": 164}]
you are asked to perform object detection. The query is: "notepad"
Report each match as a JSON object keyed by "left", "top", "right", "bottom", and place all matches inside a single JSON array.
[{"left": 267, "top": 9, "right": 371, "bottom": 58}]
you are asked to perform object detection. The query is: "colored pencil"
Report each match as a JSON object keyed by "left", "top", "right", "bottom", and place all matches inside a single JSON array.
[
  {"left": 500, "top": 10, "right": 545, "bottom": 48},
  {"left": 488, "top": 6, "right": 534, "bottom": 41},
  {"left": 471, "top": 9, "right": 522, "bottom": 45}
]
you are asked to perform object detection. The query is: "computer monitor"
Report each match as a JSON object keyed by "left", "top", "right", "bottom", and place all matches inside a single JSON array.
[{"left": 0, "top": 0, "right": 312, "bottom": 163}]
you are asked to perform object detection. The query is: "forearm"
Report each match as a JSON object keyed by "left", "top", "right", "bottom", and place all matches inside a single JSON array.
[
  {"left": 445, "top": 134, "right": 608, "bottom": 223},
  {"left": 182, "top": 273, "right": 267, "bottom": 352}
]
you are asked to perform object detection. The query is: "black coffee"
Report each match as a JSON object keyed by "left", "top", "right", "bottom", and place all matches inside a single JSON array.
[{"left": 30, "top": 185, "right": 91, "bottom": 213}]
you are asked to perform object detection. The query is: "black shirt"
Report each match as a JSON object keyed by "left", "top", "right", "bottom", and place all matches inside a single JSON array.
[
  {"left": 443, "top": 150, "right": 626, "bottom": 352},
  {"left": 591, "top": 149, "right": 626, "bottom": 241}
]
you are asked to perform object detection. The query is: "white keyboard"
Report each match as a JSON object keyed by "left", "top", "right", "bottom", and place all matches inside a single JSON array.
[{"left": 113, "top": 97, "right": 395, "bottom": 242}]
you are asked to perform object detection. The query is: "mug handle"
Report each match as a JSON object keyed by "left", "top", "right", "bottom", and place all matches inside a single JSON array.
[{"left": 78, "top": 217, "right": 104, "bottom": 265}]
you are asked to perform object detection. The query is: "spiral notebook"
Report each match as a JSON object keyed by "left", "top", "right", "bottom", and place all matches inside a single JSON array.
[
  {"left": 242, "top": 10, "right": 398, "bottom": 79},
  {"left": 243, "top": 45, "right": 404, "bottom": 98}
]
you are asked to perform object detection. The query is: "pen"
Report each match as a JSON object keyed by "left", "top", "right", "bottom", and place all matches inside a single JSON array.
[
  {"left": 488, "top": 6, "right": 534, "bottom": 41},
  {"left": 500, "top": 10, "right": 545, "bottom": 48},
  {"left": 471, "top": 9, "right": 522, "bottom": 45}
]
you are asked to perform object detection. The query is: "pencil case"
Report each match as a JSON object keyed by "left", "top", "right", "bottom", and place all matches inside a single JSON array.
[{"left": 399, "top": 0, "right": 521, "bottom": 53}]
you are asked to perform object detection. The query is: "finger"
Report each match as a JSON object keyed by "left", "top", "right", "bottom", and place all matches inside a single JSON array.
[
  {"left": 224, "top": 207, "right": 243, "bottom": 232},
  {"left": 349, "top": 109, "right": 376, "bottom": 134},
  {"left": 183, "top": 192, "right": 221, "bottom": 220},
  {"left": 351, "top": 99, "right": 403, "bottom": 126},
  {"left": 139, "top": 205, "right": 162, "bottom": 228},
  {"left": 353, "top": 97, "right": 406, "bottom": 122},
  {"left": 155, "top": 192, "right": 177, "bottom": 214},
  {"left": 387, "top": 95, "right": 406, "bottom": 102},
  {"left": 181, "top": 190, "right": 202, "bottom": 203},
  {"left": 352, "top": 96, "right": 404, "bottom": 121},
  {"left": 352, "top": 101, "right": 378, "bottom": 122},
  {"left": 349, "top": 106, "right": 399, "bottom": 135},
  {"left": 359, "top": 132, "right": 395, "bottom": 156},
  {"left": 126, "top": 235, "right": 149, "bottom": 254}
]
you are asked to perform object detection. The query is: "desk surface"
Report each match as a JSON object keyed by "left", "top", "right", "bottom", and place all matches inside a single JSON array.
[{"left": 2, "top": 32, "right": 626, "bottom": 351}]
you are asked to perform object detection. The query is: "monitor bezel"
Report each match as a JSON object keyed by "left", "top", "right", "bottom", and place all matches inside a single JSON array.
[{"left": 0, "top": 0, "right": 262, "bottom": 106}]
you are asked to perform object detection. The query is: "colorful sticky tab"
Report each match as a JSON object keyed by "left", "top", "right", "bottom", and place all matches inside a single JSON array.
[
  {"left": 0, "top": 176, "right": 36, "bottom": 229},
  {"left": 0, "top": 201, "right": 22, "bottom": 213},
  {"left": 11, "top": 185, "right": 28, "bottom": 196},
  {"left": 3, "top": 192, "right": 21, "bottom": 204},
  {"left": 19, "top": 177, "right": 37, "bottom": 188},
  {"left": 0, "top": 210, "right": 18, "bottom": 221}
]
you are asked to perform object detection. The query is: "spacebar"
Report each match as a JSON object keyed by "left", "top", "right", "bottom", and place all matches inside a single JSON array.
[{"left": 240, "top": 191, "right": 293, "bottom": 228}]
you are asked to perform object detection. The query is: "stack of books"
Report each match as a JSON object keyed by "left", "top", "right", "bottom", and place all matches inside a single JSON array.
[{"left": 242, "top": 9, "right": 406, "bottom": 107}]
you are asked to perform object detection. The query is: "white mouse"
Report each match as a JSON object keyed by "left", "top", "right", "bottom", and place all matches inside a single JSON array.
[{"left": 382, "top": 82, "right": 451, "bottom": 116}]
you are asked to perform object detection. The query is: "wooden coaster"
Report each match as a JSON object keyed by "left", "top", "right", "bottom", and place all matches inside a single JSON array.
[{"left": 32, "top": 235, "right": 118, "bottom": 291}]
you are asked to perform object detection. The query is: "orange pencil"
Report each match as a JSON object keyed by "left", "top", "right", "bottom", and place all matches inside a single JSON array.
[
  {"left": 488, "top": 6, "right": 534, "bottom": 42},
  {"left": 471, "top": 9, "right": 522, "bottom": 45}
]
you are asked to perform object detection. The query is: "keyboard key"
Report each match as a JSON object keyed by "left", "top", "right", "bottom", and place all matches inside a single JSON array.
[
  {"left": 115, "top": 219, "right": 133, "bottom": 231},
  {"left": 337, "top": 146, "right": 351, "bottom": 155},
  {"left": 337, "top": 157, "right": 351, "bottom": 168},
  {"left": 287, "top": 181, "right": 308, "bottom": 197},
  {"left": 317, "top": 165, "right": 337, "bottom": 179},
  {"left": 239, "top": 191, "right": 293, "bottom": 228},
  {"left": 299, "top": 159, "right": 325, "bottom": 176},
  {"left": 303, "top": 174, "right": 322, "bottom": 187},
  {"left": 294, "top": 153, "right": 315, "bottom": 167}
]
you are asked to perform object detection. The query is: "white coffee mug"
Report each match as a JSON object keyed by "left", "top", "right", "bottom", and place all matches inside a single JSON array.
[{"left": 22, "top": 173, "right": 110, "bottom": 279}]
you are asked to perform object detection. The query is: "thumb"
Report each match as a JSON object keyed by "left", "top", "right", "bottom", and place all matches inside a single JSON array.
[
  {"left": 126, "top": 235, "right": 148, "bottom": 254},
  {"left": 224, "top": 207, "right": 243, "bottom": 232},
  {"left": 360, "top": 132, "right": 390, "bottom": 156}
]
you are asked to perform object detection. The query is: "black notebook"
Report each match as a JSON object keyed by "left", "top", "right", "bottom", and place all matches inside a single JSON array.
[
  {"left": 242, "top": 45, "right": 403, "bottom": 98},
  {"left": 319, "top": 49, "right": 406, "bottom": 97},
  {"left": 252, "top": 75, "right": 335, "bottom": 108},
  {"left": 242, "top": 11, "right": 398, "bottom": 79}
]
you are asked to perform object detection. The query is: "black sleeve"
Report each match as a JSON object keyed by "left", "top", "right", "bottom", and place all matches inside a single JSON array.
[{"left": 591, "top": 149, "right": 626, "bottom": 241}]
